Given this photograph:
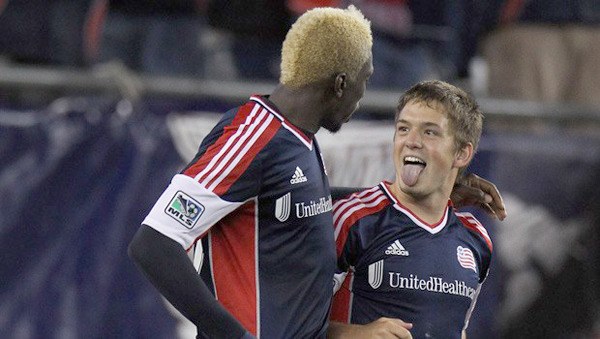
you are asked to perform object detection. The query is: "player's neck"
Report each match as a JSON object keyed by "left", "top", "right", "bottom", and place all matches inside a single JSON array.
[
  {"left": 387, "top": 181, "right": 452, "bottom": 225},
  {"left": 270, "top": 84, "right": 327, "bottom": 134}
]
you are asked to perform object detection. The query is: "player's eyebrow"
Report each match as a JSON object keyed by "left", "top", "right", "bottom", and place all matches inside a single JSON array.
[{"left": 395, "top": 119, "right": 442, "bottom": 128}]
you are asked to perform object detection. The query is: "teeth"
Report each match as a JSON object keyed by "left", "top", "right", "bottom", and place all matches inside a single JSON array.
[{"left": 404, "top": 156, "right": 425, "bottom": 164}]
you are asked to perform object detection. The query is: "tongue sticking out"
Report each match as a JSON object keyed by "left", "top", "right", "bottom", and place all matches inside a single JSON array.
[{"left": 401, "top": 164, "right": 424, "bottom": 186}]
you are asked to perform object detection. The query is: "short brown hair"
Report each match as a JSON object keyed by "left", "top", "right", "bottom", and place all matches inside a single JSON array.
[
  {"left": 396, "top": 80, "right": 484, "bottom": 153},
  {"left": 280, "top": 6, "right": 372, "bottom": 89}
]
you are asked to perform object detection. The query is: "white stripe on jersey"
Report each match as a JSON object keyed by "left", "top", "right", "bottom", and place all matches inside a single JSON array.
[
  {"left": 332, "top": 186, "right": 380, "bottom": 211},
  {"left": 253, "top": 198, "right": 261, "bottom": 339},
  {"left": 456, "top": 212, "right": 492, "bottom": 248},
  {"left": 194, "top": 103, "right": 261, "bottom": 182},
  {"left": 207, "top": 112, "right": 274, "bottom": 191},
  {"left": 199, "top": 106, "right": 270, "bottom": 188},
  {"left": 462, "top": 283, "right": 483, "bottom": 331},
  {"left": 347, "top": 273, "right": 355, "bottom": 324},
  {"left": 250, "top": 96, "right": 312, "bottom": 150},
  {"left": 208, "top": 233, "right": 218, "bottom": 299},
  {"left": 333, "top": 188, "right": 387, "bottom": 239}
]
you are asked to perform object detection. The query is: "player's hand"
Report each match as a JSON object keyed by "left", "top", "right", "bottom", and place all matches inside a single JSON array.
[
  {"left": 451, "top": 173, "right": 507, "bottom": 221},
  {"left": 353, "top": 317, "right": 413, "bottom": 339}
]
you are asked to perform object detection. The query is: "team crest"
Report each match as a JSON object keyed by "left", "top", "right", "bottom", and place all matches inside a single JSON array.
[
  {"left": 457, "top": 246, "right": 477, "bottom": 273},
  {"left": 165, "top": 191, "right": 204, "bottom": 229}
]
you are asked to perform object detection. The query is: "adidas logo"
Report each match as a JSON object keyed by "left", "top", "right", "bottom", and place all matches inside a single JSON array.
[
  {"left": 290, "top": 166, "right": 308, "bottom": 184},
  {"left": 385, "top": 240, "right": 409, "bottom": 256}
]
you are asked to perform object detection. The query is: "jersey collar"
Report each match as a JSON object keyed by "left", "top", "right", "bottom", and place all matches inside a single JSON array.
[
  {"left": 250, "top": 95, "right": 313, "bottom": 149},
  {"left": 380, "top": 181, "right": 451, "bottom": 234}
]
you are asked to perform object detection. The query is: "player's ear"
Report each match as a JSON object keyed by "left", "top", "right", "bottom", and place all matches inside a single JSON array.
[
  {"left": 334, "top": 73, "right": 347, "bottom": 98},
  {"left": 454, "top": 142, "right": 474, "bottom": 168}
]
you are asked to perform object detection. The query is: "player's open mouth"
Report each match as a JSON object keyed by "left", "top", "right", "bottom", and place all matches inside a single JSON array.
[
  {"left": 404, "top": 156, "right": 426, "bottom": 166},
  {"left": 402, "top": 156, "right": 426, "bottom": 186}
]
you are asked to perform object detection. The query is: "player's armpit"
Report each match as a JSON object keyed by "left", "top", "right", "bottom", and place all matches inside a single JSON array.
[{"left": 451, "top": 173, "right": 507, "bottom": 221}]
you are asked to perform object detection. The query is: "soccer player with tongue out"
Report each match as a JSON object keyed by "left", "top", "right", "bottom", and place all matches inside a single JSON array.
[{"left": 328, "top": 80, "right": 495, "bottom": 339}]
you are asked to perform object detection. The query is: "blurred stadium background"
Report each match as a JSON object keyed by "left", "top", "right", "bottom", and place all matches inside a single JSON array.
[{"left": 1, "top": 1, "right": 599, "bottom": 338}]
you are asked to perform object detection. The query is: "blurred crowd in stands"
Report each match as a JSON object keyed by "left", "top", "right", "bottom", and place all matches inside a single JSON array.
[{"left": 0, "top": 0, "right": 600, "bottom": 107}]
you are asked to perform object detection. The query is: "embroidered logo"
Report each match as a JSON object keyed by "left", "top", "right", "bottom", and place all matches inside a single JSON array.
[
  {"left": 165, "top": 191, "right": 204, "bottom": 229},
  {"left": 457, "top": 246, "right": 477, "bottom": 273},
  {"left": 275, "top": 192, "right": 291, "bottom": 222},
  {"left": 368, "top": 260, "right": 384, "bottom": 289},
  {"left": 385, "top": 240, "right": 409, "bottom": 256},
  {"left": 290, "top": 166, "right": 308, "bottom": 184}
]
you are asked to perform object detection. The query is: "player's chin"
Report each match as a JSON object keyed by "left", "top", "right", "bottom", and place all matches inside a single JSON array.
[
  {"left": 400, "top": 182, "right": 426, "bottom": 197},
  {"left": 321, "top": 119, "right": 343, "bottom": 133}
]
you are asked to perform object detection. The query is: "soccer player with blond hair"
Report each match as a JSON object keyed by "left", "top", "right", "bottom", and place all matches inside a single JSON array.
[{"left": 130, "top": 6, "right": 374, "bottom": 339}]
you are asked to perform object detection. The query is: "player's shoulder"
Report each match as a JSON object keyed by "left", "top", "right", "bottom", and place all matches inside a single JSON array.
[
  {"left": 455, "top": 211, "right": 493, "bottom": 252},
  {"left": 333, "top": 185, "right": 387, "bottom": 212},
  {"left": 230, "top": 97, "right": 283, "bottom": 128},
  {"left": 333, "top": 184, "right": 390, "bottom": 228}
]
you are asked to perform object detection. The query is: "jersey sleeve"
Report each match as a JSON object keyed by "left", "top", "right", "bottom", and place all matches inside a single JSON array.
[
  {"left": 331, "top": 196, "right": 362, "bottom": 295},
  {"left": 142, "top": 174, "right": 246, "bottom": 250},
  {"left": 456, "top": 212, "right": 493, "bottom": 282},
  {"left": 143, "top": 102, "right": 281, "bottom": 249},
  {"left": 331, "top": 186, "right": 388, "bottom": 323}
]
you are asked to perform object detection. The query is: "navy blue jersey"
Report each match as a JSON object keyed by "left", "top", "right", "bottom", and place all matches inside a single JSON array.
[
  {"left": 331, "top": 182, "right": 493, "bottom": 339},
  {"left": 143, "top": 95, "right": 336, "bottom": 338}
]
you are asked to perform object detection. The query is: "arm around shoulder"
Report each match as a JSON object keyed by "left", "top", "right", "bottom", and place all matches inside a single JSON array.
[{"left": 128, "top": 225, "right": 249, "bottom": 339}]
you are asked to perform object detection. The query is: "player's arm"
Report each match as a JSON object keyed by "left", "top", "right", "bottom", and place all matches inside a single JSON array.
[
  {"left": 327, "top": 318, "right": 413, "bottom": 339},
  {"left": 128, "top": 225, "right": 251, "bottom": 339},
  {"left": 451, "top": 173, "right": 507, "bottom": 220}
]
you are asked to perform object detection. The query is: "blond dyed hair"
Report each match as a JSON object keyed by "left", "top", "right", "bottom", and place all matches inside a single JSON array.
[{"left": 280, "top": 6, "right": 372, "bottom": 89}]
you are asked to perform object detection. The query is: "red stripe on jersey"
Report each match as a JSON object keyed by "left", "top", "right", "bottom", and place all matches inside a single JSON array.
[
  {"left": 210, "top": 201, "right": 258, "bottom": 335},
  {"left": 333, "top": 186, "right": 381, "bottom": 218},
  {"left": 249, "top": 95, "right": 312, "bottom": 146},
  {"left": 333, "top": 188, "right": 389, "bottom": 257},
  {"left": 330, "top": 273, "right": 354, "bottom": 323},
  {"left": 211, "top": 116, "right": 279, "bottom": 196},
  {"left": 456, "top": 212, "right": 493, "bottom": 252},
  {"left": 183, "top": 102, "right": 260, "bottom": 179},
  {"left": 183, "top": 102, "right": 281, "bottom": 196}
]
